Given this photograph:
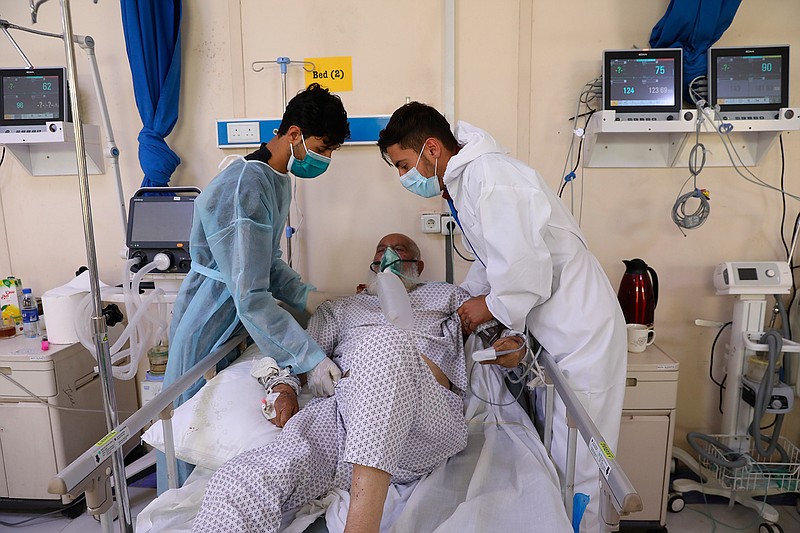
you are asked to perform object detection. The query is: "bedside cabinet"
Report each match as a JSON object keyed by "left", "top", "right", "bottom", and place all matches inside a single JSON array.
[
  {"left": 617, "top": 344, "right": 679, "bottom": 526},
  {"left": 0, "top": 336, "right": 138, "bottom": 505}
]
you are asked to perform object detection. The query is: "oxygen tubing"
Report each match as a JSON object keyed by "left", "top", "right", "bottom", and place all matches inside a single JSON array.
[{"left": 74, "top": 258, "right": 168, "bottom": 380}]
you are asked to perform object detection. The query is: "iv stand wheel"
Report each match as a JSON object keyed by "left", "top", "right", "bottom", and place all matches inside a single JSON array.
[
  {"left": 667, "top": 493, "right": 686, "bottom": 513},
  {"left": 759, "top": 523, "right": 784, "bottom": 533}
]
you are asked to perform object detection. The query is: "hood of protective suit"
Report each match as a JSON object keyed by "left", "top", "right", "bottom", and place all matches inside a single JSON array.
[{"left": 443, "top": 121, "right": 510, "bottom": 186}]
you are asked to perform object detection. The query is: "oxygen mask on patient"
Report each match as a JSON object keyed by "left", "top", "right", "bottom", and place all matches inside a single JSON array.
[
  {"left": 364, "top": 247, "right": 416, "bottom": 329},
  {"left": 368, "top": 247, "right": 421, "bottom": 292}
]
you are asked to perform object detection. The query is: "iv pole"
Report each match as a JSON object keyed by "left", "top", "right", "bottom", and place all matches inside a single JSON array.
[
  {"left": 57, "top": 1, "right": 133, "bottom": 531},
  {"left": 251, "top": 57, "right": 315, "bottom": 267}
]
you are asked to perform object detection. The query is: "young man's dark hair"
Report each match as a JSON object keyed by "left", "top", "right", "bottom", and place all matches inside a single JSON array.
[
  {"left": 377, "top": 102, "right": 459, "bottom": 165},
  {"left": 277, "top": 83, "right": 350, "bottom": 149}
]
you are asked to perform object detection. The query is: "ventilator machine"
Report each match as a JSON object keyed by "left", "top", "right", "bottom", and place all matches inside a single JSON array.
[{"left": 672, "top": 260, "right": 800, "bottom": 531}]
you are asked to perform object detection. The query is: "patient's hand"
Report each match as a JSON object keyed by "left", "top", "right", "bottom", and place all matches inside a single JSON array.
[
  {"left": 269, "top": 384, "right": 299, "bottom": 428},
  {"left": 482, "top": 335, "right": 526, "bottom": 368}
]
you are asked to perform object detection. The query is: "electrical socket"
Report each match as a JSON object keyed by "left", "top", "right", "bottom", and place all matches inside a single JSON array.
[
  {"left": 421, "top": 213, "right": 441, "bottom": 234},
  {"left": 440, "top": 214, "right": 460, "bottom": 235},
  {"left": 227, "top": 122, "right": 260, "bottom": 143}
]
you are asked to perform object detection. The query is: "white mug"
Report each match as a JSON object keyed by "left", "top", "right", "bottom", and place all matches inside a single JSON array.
[{"left": 627, "top": 324, "right": 655, "bottom": 353}]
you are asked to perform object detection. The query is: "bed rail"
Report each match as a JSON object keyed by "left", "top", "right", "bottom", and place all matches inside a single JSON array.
[
  {"left": 48, "top": 332, "right": 250, "bottom": 521},
  {"left": 50, "top": 327, "right": 641, "bottom": 533},
  {"left": 536, "top": 342, "right": 643, "bottom": 531}
]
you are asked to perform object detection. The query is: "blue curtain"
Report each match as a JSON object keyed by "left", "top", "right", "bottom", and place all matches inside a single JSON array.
[
  {"left": 649, "top": 0, "right": 742, "bottom": 96},
  {"left": 120, "top": 0, "right": 182, "bottom": 188}
]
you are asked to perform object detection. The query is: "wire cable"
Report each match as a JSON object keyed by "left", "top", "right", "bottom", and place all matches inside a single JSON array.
[
  {"left": 672, "top": 108, "right": 711, "bottom": 234},
  {"left": 687, "top": 75, "right": 708, "bottom": 106},
  {"left": 0, "top": 146, "right": 13, "bottom": 275},
  {"left": 0, "top": 371, "right": 107, "bottom": 413},
  {"left": 558, "top": 77, "right": 600, "bottom": 206},
  {"left": 467, "top": 336, "right": 541, "bottom": 407},
  {"left": 710, "top": 321, "right": 731, "bottom": 414},
  {"left": 701, "top": 105, "right": 800, "bottom": 202},
  {"left": 558, "top": 109, "right": 595, "bottom": 200},
  {"left": 688, "top": 471, "right": 768, "bottom": 533},
  {"left": 775, "top": 135, "right": 799, "bottom": 338},
  {"left": 0, "top": 497, "right": 85, "bottom": 527},
  {"left": 451, "top": 237, "right": 475, "bottom": 263}
]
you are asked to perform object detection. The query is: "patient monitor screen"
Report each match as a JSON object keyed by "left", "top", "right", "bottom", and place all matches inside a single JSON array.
[
  {"left": 129, "top": 199, "right": 195, "bottom": 247},
  {"left": 607, "top": 57, "right": 677, "bottom": 109},
  {"left": 710, "top": 46, "right": 789, "bottom": 111},
  {"left": 603, "top": 49, "right": 682, "bottom": 116},
  {"left": 1, "top": 68, "right": 66, "bottom": 124}
]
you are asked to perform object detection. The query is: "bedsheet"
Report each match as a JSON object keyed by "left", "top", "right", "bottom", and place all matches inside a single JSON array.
[{"left": 136, "top": 344, "right": 572, "bottom": 532}]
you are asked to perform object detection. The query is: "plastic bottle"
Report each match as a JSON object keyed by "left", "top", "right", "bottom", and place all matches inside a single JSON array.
[{"left": 21, "top": 288, "right": 40, "bottom": 338}]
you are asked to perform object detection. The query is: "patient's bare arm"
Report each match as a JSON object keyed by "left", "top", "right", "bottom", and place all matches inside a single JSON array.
[
  {"left": 269, "top": 384, "right": 299, "bottom": 427},
  {"left": 344, "top": 464, "right": 391, "bottom": 533},
  {"left": 420, "top": 354, "right": 450, "bottom": 388}
]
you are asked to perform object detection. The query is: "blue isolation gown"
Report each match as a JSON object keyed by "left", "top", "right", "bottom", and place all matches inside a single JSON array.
[{"left": 158, "top": 158, "right": 325, "bottom": 490}]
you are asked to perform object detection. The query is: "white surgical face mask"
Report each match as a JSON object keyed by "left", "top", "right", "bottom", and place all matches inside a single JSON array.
[{"left": 400, "top": 144, "right": 440, "bottom": 198}]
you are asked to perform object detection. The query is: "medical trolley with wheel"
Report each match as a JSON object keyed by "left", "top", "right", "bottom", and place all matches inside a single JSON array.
[{"left": 670, "top": 261, "right": 800, "bottom": 533}]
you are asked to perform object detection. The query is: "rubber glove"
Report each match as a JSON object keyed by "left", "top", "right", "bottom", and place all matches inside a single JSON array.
[{"left": 308, "top": 357, "right": 342, "bottom": 397}]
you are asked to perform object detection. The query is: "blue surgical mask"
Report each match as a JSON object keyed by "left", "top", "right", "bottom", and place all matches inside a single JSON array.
[
  {"left": 400, "top": 145, "right": 440, "bottom": 198},
  {"left": 289, "top": 134, "right": 331, "bottom": 179}
]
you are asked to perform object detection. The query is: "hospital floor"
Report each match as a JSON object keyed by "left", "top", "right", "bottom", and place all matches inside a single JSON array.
[{"left": 0, "top": 493, "right": 798, "bottom": 532}]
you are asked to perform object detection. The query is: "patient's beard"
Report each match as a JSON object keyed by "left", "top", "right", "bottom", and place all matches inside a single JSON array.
[{"left": 365, "top": 267, "right": 421, "bottom": 295}]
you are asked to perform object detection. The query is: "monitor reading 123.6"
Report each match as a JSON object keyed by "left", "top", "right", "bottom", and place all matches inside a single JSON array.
[
  {"left": 603, "top": 49, "right": 683, "bottom": 118},
  {"left": 608, "top": 57, "right": 676, "bottom": 108}
]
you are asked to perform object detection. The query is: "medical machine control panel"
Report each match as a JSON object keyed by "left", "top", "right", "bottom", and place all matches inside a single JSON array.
[
  {"left": 713, "top": 261, "right": 792, "bottom": 295},
  {"left": 741, "top": 377, "right": 794, "bottom": 414},
  {"left": 126, "top": 187, "right": 199, "bottom": 274}
]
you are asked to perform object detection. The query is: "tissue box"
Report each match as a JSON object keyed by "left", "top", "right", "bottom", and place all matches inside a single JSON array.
[{"left": 1, "top": 277, "right": 24, "bottom": 334}]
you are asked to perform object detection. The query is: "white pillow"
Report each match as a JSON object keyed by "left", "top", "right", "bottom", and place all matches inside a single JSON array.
[{"left": 142, "top": 345, "right": 311, "bottom": 470}]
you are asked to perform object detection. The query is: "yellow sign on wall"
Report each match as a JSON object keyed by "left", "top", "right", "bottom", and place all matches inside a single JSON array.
[{"left": 304, "top": 56, "right": 352, "bottom": 92}]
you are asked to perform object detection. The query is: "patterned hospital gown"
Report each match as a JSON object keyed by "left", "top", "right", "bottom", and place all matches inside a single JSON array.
[{"left": 192, "top": 282, "right": 472, "bottom": 532}]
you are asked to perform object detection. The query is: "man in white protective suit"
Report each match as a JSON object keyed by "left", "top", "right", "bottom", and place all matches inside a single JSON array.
[
  {"left": 378, "top": 103, "right": 628, "bottom": 532},
  {"left": 191, "top": 233, "right": 527, "bottom": 533}
]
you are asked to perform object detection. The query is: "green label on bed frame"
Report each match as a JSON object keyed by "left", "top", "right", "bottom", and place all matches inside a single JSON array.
[
  {"left": 589, "top": 438, "right": 612, "bottom": 480},
  {"left": 598, "top": 441, "right": 615, "bottom": 459},
  {"left": 94, "top": 427, "right": 131, "bottom": 464},
  {"left": 95, "top": 430, "right": 117, "bottom": 447}
]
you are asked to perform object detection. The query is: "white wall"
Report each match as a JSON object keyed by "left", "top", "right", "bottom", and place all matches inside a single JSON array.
[{"left": 1, "top": 0, "right": 798, "bottom": 446}]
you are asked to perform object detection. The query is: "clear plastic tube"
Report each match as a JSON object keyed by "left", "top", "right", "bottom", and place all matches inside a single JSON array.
[{"left": 74, "top": 258, "right": 168, "bottom": 380}]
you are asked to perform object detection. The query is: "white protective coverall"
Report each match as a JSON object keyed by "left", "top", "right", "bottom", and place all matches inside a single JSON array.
[{"left": 445, "top": 121, "right": 627, "bottom": 532}]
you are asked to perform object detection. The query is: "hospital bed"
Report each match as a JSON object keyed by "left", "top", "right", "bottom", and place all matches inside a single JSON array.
[{"left": 49, "top": 326, "right": 642, "bottom": 532}]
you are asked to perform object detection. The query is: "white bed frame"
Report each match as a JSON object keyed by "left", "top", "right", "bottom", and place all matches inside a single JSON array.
[{"left": 48, "top": 331, "right": 642, "bottom": 532}]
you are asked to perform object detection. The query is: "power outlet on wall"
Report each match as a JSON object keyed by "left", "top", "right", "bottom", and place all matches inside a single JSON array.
[
  {"left": 440, "top": 215, "right": 460, "bottom": 235},
  {"left": 227, "top": 122, "right": 260, "bottom": 143}
]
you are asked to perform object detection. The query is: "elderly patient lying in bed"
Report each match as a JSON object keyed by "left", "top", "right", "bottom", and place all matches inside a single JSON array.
[{"left": 192, "top": 233, "right": 526, "bottom": 533}]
